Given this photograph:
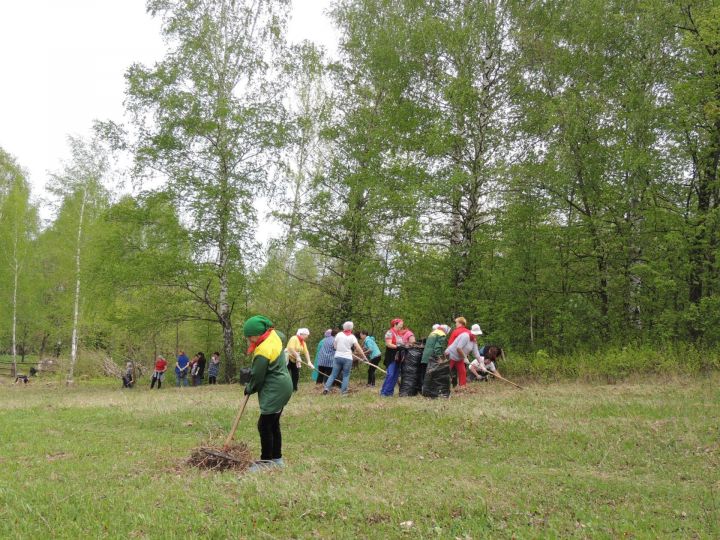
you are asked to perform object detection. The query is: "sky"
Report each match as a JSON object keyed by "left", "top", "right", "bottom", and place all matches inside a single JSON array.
[{"left": 0, "top": 0, "right": 338, "bottom": 229}]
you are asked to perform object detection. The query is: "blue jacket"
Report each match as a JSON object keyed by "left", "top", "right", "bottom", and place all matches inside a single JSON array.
[
  {"left": 363, "top": 336, "right": 381, "bottom": 359},
  {"left": 175, "top": 354, "right": 190, "bottom": 374}
]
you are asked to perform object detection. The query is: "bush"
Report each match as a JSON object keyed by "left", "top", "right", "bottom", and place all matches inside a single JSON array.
[{"left": 502, "top": 343, "right": 720, "bottom": 380}]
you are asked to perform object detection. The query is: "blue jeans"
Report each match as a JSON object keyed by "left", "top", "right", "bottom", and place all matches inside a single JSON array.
[
  {"left": 175, "top": 372, "right": 189, "bottom": 387},
  {"left": 380, "top": 361, "right": 401, "bottom": 396},
  {"left": 324, "top": 356, "right": 353, "bottom": 394}
]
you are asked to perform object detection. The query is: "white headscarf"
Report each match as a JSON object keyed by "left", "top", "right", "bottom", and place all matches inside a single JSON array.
[{"left": 297, "top": 328, "right": 310, "bottom": 336}]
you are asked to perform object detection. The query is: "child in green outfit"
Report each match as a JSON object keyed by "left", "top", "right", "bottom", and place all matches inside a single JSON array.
[{"left": 243, "top": 315, "right": 293, "bottom": 472}]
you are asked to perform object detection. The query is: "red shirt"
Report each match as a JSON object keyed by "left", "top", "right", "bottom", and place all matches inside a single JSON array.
[{"left": 154, "top": 358, "right": 168, "bottom": 371}]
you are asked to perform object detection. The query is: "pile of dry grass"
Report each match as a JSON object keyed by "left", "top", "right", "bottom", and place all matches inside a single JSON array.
[
  {"left": 102, "top": 358, "right": 124, "bottom": 378},
  {"left": 187, "top": 442, "right": 253, "bottom": 472},
  {"left": 101, "top": 358, "right": 148, "bottom": 378}
]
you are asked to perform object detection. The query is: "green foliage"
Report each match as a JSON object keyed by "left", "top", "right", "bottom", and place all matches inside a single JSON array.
[
  {"left": 6, "top": 0, "right": 720, "bottom": 372},
  {"left": 504, "top": 344, "right": 720, "bottom": 381}
]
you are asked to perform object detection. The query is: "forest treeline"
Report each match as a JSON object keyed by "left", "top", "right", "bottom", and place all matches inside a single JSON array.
[{"left": 1, "top": 0, "right": 719, "bottom": 381}]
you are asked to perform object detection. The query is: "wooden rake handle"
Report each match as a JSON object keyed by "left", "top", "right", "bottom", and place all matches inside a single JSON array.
[
  {"left": 224, "top": 393, "right": 250, "bottom": 449},
  {"left": 353, "top": 355, "right": 387, "bottom": 374},
  {"left": 488, "top": 371, "right": 524, "bottom": 390}
]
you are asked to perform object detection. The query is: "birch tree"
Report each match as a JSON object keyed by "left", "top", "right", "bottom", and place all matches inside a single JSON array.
[
  {"left": 107, "top": 0, "right": 291, "bottom": 381},
  {"left": 48, "top": 137, "right": 109, "bottom": 385},
  {"left": 0, "top": 150, "right": 37, "bottom": 375}
]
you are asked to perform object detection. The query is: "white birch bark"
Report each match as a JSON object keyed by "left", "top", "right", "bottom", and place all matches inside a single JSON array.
[
  {"left": 11, "top": 232, "right": 18, "bottom": 377},
  {"left": 66, "top": 188, "right": 87, "bottom": 385}
]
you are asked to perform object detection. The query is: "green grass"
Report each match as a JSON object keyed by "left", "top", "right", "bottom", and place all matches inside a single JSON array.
[{"left": 0, "top": 375, "right": 718, "bottom": 539}]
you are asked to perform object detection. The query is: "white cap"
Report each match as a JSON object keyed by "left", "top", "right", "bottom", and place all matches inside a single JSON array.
[
  {"left": 343, "top": 321, "right": 354, "bottom": 331},
  {"left": 297, "top": 328, "right": 310, "bottom": 336},
  {"left": 470, "top": 324, "right": 483, "bottom": 335},
  {"left": 432, "top": 324, "right": 440, "bottom": 330}
]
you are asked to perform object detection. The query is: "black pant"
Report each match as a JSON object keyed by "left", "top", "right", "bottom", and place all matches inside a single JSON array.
[
  {"left": 150, "top": 375, "right": 162, "bottom": 389},
  {"left": 367, "top": 356, "right": 381, "bottom": 386},
  {"left": 316, "top": 366, "right": 340, "bottom": 387},
  {"left": 316, "top": 366, "right": 331, "bottom": 384},
  {"left": 258, "top": 412, "right": 283, "bottom": 460},
  {"left": 287, "top": 362, "right": 299, "bottom": 391},
  {"left": 208, "top": 376, "right": 217, "bottom": 385},
  {"left": 122, "top": 376, "right": 133, "bottom": 388}
]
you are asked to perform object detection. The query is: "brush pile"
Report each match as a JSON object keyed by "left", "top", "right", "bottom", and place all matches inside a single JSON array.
[
  {"left": 102, "top": 358, "right": 147, "bottom": 378},
  {"left": 102, "top": 358, "right": 124, "bottom": 378},
  {"left": 187, "top": 443, "right": 253, "bottom": 471}
]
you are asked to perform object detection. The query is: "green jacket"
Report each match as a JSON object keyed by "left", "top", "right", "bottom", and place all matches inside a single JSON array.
[
  {"left": 245, "top": 330, "right": 293, "bottom": 414},
  {"left": 421, "top": 330, "right": 447, "bottom": 364}
]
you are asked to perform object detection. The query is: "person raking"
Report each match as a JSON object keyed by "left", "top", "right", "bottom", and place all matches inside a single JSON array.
[{"left": 243, "top": 315, "right": 293, "bottom": 472}]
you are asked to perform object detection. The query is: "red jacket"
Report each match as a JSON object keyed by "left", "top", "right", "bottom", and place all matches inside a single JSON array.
[
  {"left": 448, "top": 326, "right": 471, "bottom": 345},
  {"left": 154, "top": 358, "right": 168, "bottom": 372}
]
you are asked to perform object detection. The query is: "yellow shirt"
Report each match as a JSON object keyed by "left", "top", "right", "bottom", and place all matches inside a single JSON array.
[{"left": 286, "top": 335, "right": 309, "bottom": 360}]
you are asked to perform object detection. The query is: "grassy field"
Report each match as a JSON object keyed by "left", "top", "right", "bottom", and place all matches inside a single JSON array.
[{"left": 0, "top": 375, "right": 718, "bottom": 539}]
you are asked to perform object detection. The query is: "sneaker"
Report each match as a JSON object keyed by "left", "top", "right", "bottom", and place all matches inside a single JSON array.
[
  {"left": 322, "top": 389, "right": 329, "bottom": 395},
  {"left": 272, "top": 458, "right": 285, "bottom": 468},
  {"left": 247, "top": 460, "right": 275, "bottom": 473}
]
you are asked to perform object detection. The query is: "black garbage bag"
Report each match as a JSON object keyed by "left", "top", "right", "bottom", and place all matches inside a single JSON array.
[
  {"left": 422, "top": 356, "right": 451, "bottom": 398},
  {"left": 398, "top": 346, "right": 423, "bottom": 397},
  {"left": 239, "top": 367, "right": 252, "bottom": 384}
]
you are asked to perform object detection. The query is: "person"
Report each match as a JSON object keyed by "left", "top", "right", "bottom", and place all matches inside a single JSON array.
[
  {"left": 469, "top": 345, "right": 503, "bottom": 381},
  {"left": 150, "top": 356, "right": 168, "bottom": 389},
  {"left": 189, "top": 354, "right": 199, "bottom": 386},
  {"left": 444, "top": 323, "right": 483, "bottom": 389},
  {"left": 447, "top": 317, "right": 469, "bottom": 345},
  {"left": 420, "top": 324, "right": 449, "bottom": 391},
  {"left": 243, "top": 315, "right": 293, "bottom": 472},
  {"left": 175, "top": 350, "right": 190, "bottom": 387},
  {"left": 323, "top": 321, "right": 368, "bottom": 395},
  {"left": 207, "top": 352, "right": 220, "bottom": 384},
  {"left": 359, "top": 330, "right": 382, "bottom": 387},
  {"left": 380, "top": 318, "right": 416, "bottom": 397},
  {"left": 286, "top": 328, "right": 312, "bottom": 392},
  {"left": 193, "top": 352, "right": 206, "bottom": 386},
  {"left": 314, "top": 329, "right": 340, "bottom": 387},
  {"left": 447, "top": 318, "right": 475, "bottom": 386},
  {"left": 122, "top": 362, "right": 135, "bottom": 388}
]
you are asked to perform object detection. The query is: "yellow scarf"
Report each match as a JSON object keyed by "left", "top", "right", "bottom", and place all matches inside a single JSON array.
[{"left": 253, "top": 330, "right": 283, "bottom": 363}]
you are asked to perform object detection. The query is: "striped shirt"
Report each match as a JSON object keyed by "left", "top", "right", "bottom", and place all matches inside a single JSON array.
[{"left": 315, "top": 337, "right": 336, "bottom": 368}]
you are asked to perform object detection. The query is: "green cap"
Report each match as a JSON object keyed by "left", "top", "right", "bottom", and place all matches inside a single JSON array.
[{"left": 243, "top": 315, "right": 273, "bottom": 337}]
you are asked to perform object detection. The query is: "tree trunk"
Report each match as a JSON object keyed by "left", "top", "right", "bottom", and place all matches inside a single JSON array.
[
  {"left": 217, "top": 201, "right": 235, "bottom": 382},
  {"left": 221, "top": 313, "right": 235, "bottom": 382},
  {"left": 66, "top": 188, "right": 87, "bottom": 386},
  {"left": 39, "top": 332, "right": 49, "bottom": 360},
  {"left": 11, "top": 255, "right": 18, "bottom": 379}
]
